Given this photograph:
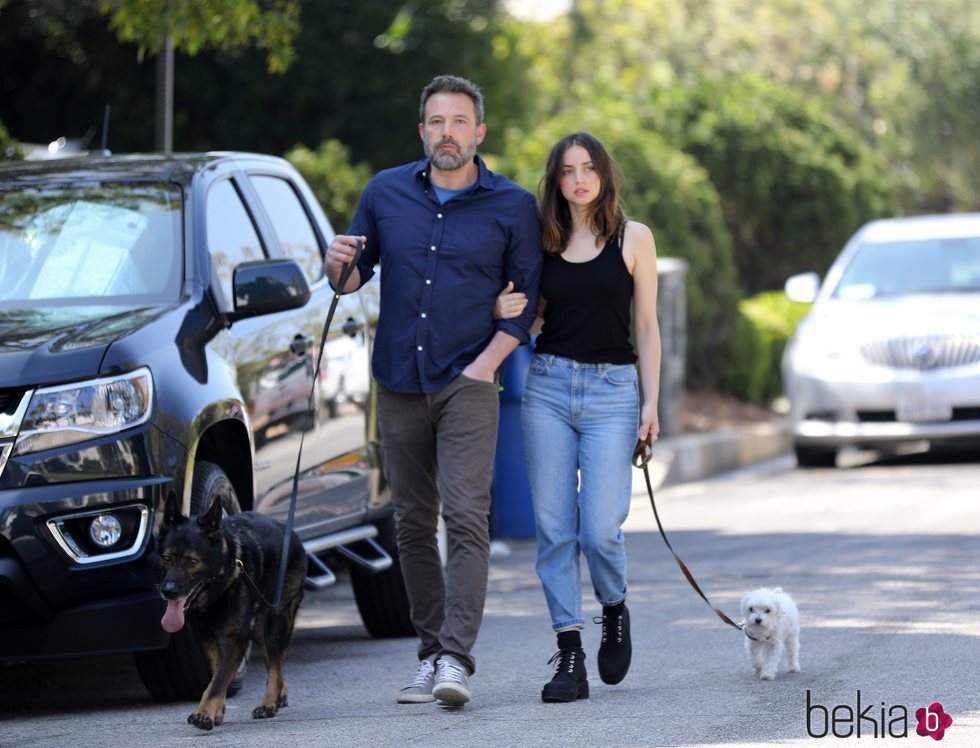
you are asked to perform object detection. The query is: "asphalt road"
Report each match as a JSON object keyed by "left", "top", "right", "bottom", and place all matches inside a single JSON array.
[{"left": 2, "top": 448, "right": 979, "bottom": 747}]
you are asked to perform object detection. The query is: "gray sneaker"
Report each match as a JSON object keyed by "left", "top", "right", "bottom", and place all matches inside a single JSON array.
[
  {"left": 397, "top": 656, "right": 436, "bottom": 703},
  {"left": 433, "top": 654, "right": 471, "bottom": 706}
]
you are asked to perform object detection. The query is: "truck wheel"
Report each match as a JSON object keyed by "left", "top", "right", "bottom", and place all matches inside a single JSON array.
[
  {"left": 350, "top": 514, "right": 415, "bottom": 638},
  {"left": 134, "top": 461, "right": 248, "bottom": 701}
]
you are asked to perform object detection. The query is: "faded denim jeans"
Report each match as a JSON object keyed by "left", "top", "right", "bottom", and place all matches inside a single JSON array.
[{"left": 521, "top": 353, "right": 639, "bottom": 631}]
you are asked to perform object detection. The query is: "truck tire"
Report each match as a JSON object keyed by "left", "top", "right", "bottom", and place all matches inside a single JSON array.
[
  {"left": 134, "top": 461, "right": 248, "bottom": 701},
  {"left": 350, "top": 514, "right": 415, "bottom": 638}
]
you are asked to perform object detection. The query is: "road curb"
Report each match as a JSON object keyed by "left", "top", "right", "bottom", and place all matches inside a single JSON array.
[{"left": 638, "top": 420, "right": 792, "bottom": 492}]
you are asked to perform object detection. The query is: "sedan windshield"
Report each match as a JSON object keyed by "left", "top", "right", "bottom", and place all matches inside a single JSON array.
[
  {"left": 0, "top": 182, "right": 182, "bottom": 307},
  {"left": 833, "top": 235, "right": 980, "bottom": 300}
]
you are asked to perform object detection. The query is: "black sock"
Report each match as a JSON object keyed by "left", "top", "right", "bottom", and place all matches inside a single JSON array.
[
  {"left": 556, "top": 629, "right": 582, "bottom": 650},
  {"left": 604, "top": 601, "right": 625, "bottom": 617}
]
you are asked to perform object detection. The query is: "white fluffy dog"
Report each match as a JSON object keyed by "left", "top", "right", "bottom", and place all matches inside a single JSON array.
[{"left": 740, "top": 587, "right": 800, "bottom": 680}]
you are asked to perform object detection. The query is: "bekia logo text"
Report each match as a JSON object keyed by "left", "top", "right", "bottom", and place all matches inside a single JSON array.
[{"left": 806, "top": 690, "right": 953, "bottom": 740}]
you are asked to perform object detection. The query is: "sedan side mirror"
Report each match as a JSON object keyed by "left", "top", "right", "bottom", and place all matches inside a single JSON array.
[
  {"left": 227, "top": 258, "right": 311, "bottom": 322},
  {"left": 784, "top": 272, "right": 820, "bottom": 304}
]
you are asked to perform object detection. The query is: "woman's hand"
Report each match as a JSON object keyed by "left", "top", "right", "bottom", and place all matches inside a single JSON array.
[
  {"left": 492, "top": 281, "right": 528, "bottom": 320},
  {"left": 638, "top": 400, "right": 660, "bottom": 444}
]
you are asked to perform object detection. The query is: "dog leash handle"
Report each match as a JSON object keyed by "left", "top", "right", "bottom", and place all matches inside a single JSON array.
[{"left": 633, "top": 438, "right": 744, "bottom": 632}]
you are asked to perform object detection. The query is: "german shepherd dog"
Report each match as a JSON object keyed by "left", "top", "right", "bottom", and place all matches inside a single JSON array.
[{"left": 155, "top": 493, "right": 306, "bottom": 730}]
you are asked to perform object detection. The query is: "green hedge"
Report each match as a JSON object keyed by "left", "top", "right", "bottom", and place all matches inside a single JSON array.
[
  {"left": 720, "top": 291, "right": 812, "bottom": 405},
  {"left": 651, "top": 75, "right": 895, "bottom": 294}
]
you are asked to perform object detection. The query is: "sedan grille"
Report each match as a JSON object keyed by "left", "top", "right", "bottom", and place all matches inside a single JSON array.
[{"left": 861, "top": 335, "right": 980, "bottom": 370}]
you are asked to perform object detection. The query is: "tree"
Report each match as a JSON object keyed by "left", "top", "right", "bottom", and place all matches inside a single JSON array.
[
  {"left": 652, "top": 75, "right": 895, "bottom": 293},
  {"left": 98, "top": 0, "right": 299, "bottom": 72}
]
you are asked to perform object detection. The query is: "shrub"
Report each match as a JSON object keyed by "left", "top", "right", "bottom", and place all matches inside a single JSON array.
[
  {"left": 652, "top": 75, "right": 895, "bottom": 294},
  {"left": 721, "top": 291, "right": 812, "bottom": 404},
  {"left": 284, "top": 139, "right": 372, "bottom": 232}
]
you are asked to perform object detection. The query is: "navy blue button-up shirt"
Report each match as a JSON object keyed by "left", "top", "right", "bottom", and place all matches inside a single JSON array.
[{"left": 349, "top": 156, "right": 542, "bottom": 393}]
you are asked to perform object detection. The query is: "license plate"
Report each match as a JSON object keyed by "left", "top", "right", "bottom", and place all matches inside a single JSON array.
[{"left": 896, "top": 397, "right": 952, "bottom": 422}]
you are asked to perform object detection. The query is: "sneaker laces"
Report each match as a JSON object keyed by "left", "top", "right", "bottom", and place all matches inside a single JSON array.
[
  {"left": 408, "top": 658, "right": 435, "bottom": 688},
  {"left": 547, "top": 648, "right": 579, "bottom": 675},
  {"left": 437, "top": 657, "right": 468, "bottom": 685}
]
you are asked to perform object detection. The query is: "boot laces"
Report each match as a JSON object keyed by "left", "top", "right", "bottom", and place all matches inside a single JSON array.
[
  {"left": 547, "top": 648, "right": 578, "bottom": 674},
  {"left": 593, "top": 612, "right": 624, "bottom": 644}
]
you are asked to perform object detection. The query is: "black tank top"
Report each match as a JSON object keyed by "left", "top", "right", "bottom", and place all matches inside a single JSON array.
[{"left": 534, "top": 234, "right": 637, "bottom": 365}]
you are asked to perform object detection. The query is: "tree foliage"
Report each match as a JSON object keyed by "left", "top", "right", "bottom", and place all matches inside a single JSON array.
[
  {"left": 651, "top": 75, "right": 895, "bottom": 292},
  {"left": 284, "top": 139, "right": 371, "bottom": 232},
  {"left": 99, "top": 0, "right": 299, "bottom": 73}
]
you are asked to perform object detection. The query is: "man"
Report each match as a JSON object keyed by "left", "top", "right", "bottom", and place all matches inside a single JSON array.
[{"left": 326, "top": 74, "right": 541, "bottom": 707}]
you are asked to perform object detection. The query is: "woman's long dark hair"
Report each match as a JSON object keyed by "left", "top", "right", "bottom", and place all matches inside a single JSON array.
[{"left": 539, "top": 132, "right": 626, "bottom": 255}]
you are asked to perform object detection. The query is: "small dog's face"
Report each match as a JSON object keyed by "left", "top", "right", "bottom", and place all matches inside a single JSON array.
[{"left": 741, "top": 588, "right": 784, "bottom": 638}]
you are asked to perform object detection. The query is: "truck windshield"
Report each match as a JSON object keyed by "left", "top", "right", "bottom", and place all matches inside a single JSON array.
[{"left": 0, "top": 182, "right": 182, "bottom": 306}]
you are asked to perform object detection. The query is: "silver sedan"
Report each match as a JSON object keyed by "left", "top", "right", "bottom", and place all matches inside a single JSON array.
[{"left": 782, "top": 213, "right": 980, "bottom": 467}]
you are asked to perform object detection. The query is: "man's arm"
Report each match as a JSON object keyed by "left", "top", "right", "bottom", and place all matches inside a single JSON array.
[
  {"left": 462, "top": 330, "right": 522, "bottom": 383},
  {"left": 494, "top": 193, "right": 543, "bottom": 343}
]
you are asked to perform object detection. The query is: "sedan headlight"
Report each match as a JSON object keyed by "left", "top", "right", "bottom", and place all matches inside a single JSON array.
[{"left": 13, "top": 368, "right": 153, "bottom": 455}]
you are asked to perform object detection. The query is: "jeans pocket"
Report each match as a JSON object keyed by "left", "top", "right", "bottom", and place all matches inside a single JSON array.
[
  {"left": 528, "top": 354, "right": 548, "bottom": 375},
  {"left": 601, "top": 364, "right": 637, "bottom": 387}
]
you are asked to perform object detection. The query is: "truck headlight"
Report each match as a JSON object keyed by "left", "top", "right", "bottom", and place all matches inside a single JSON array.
[{"left": 13, "top": 368, "right": 153, "bottom": 455}]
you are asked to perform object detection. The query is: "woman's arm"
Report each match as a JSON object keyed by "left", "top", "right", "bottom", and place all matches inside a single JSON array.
[{"left": 625, "top": 220, "right": 662, "bottom": 442}]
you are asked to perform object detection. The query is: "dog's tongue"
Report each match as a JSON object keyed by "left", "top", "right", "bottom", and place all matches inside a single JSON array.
[{"left": 161, "top": 599, "right": 186, "bottom": 633}]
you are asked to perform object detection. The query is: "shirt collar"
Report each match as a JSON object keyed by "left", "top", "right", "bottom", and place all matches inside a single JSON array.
[{"left": 415, "top": 154, "right": 494, "bottom": 191}]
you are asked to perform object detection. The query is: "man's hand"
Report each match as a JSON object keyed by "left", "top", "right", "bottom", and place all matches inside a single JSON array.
[{"left": 326, "top": 234, "right": 366, "bottom": 291}]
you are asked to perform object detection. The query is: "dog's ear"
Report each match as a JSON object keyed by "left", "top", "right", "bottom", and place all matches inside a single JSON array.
[
  {"left": 159, "top": 493, "right": 187, "bottom": 534},
  {"left": 197, "top": 496, "right": 224, "bottom": 537}
]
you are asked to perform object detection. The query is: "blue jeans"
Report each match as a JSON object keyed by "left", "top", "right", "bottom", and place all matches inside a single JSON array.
[{"left": 521, "top": 353, "right": 639, "bottom": 631}]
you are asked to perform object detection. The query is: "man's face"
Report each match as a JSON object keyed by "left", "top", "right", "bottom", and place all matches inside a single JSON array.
[{"left": 419, "top": 92, "right": 486, "bottom": 171}]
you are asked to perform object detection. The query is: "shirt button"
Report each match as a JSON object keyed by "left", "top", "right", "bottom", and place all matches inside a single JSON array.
[
  {"left": 421, "top": 313, "right": 427, "bottom": 318},
  {"left": 417, "top": 346, "right": 423, "bottom": 351},
  {"left": 437, "top": 213, "right": 443, "bottom": 219},
  {"left": 430, "top": 245, "right": 436, "bottom": 251},
  {"left": 425, "top": 279, "right": 431, "bottom": 285}
]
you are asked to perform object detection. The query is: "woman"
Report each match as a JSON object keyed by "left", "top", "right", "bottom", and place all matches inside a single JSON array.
[{"left": 497, "top": 132, "right": 661, "bottom": 703}]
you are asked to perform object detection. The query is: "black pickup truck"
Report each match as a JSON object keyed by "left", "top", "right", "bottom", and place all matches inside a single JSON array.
[{"left": 0, "top": 152, "right": 411, "bottom": 699}]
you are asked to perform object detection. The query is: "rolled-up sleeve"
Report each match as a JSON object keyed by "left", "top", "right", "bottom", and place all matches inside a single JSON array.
[
  {"left": 348, "top": 180, "right": 379, "bottom": 289},
  {"left": 495, "top": 192, "right": 543, "bottom": 343}
]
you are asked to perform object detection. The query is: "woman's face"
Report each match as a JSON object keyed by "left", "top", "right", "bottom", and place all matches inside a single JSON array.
[{"left": 558, "top": 144, "right": 601, "bottom": 208}]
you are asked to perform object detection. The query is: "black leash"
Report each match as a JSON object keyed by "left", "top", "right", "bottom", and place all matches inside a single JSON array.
[
  {"left": 237, "top": 241, "right": 363, "bottom": 608},
  {"left": 632, "top": 437, "right": 745, "bottom": 633}
]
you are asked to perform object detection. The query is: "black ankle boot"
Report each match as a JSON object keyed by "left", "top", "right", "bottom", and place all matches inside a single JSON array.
[
  {"left": 541, "top": 647, "right": 589, "bottom": 703},
  {"left": 595, "top": 603, "right": 631, "bottom": 685}
]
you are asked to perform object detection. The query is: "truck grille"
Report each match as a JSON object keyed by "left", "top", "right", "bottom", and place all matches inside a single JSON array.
[
  {"left": 0, "top": 388, "right": 26, "bottom": 415},
  {"left": 861, "top": 335, "right": 980, "bottom": 370}
]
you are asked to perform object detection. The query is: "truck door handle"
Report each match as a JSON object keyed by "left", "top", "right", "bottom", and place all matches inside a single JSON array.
[
  {"left": 290, "top": 335, "right": 314, "bottom": 356},
  {"left": 342, "top": 317, "right": 362, "bottom": 337}
]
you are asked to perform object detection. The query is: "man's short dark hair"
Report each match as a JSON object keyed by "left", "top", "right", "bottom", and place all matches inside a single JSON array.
[{"left": 419, "top": 75, "right": 485, "bottom": 125}]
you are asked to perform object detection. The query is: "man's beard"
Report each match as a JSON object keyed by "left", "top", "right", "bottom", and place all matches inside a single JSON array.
[{"left": 424, "top": 138, "right": 476, "bottom": 171}]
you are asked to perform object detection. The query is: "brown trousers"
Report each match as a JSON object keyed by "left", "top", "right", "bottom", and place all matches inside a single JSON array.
[{"left": 377, "top": 374, "right": 500, "bottom": 675}]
